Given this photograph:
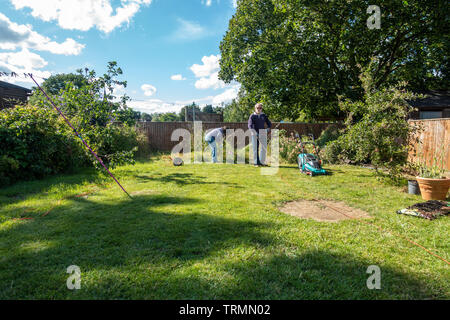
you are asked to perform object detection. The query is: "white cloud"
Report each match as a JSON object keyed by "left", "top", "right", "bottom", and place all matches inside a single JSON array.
[
  {"left": 190, "top": 55, "right": 227, "bottom": 90},
  {"left": 194, "top": 71, "right": 226, "bottom": 90},
  {"left": 112, "top": 83, "right": 126, "bottom": 96},
  {"left": 190, "top": 54, "right": 220, "bottom": 78},
  {"left": 170, "top": 18, "right": 208, "bottom": 41},
  {"left": 128, "top": 85, "right": 240, "bottom": 115},
  {"left": 0, "top": 13, "right": 84, "bottom": 55},
  {"left": 179, "top": 85, "right": 240, "bottom": 107},
  {"left": 10, "top": 0, "right": 152, "bottom": 33},
  {"left": 0, "top": 49, "right": 51, "bottom": 85},
  {"left": 170, "top": 74, "right": 186, "bottom": 81},
  {"left": 201, "top": 0, "right": 233, "bottom": 7},
  {"left": 141, "top": 84, "right": 157, "bottom": 96},
  {"left": 177, "top": 86, "right": 239, "bottom": 106},
  {"left": 0, "top": 48, "right": 47, "bottom": 70},
  {"left": 128, "top": 99, "right": 184, "bottom": 114},
  {"left": 175, "top": 96, "right": 214, "bottom": 105},
  {"left": 212, "top": 86, "right": 239, "bottom": 104},
  {"left": 190, "top": 54, "right": 221, "bottom": 89}
]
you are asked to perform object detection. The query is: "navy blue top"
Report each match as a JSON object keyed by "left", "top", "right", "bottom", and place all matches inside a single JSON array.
[{"left": 248, "top": 112, "right": 272, "bottom": 131}]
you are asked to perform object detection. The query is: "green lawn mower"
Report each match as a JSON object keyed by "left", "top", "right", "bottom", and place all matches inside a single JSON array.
[{"left": 296, "top": 134, "right": 327, "bottom": 176}]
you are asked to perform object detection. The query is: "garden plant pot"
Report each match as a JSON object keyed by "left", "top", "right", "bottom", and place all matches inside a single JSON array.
[{"left": 416, "top": 176, "right": 450, "bottom": 201}]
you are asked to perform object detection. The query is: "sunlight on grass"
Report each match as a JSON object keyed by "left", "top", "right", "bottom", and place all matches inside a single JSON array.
[
  {"left": 19, "top": 240, "right": 57, "bottom": 253},
  {"left": 0, "top": 156, "right": 448, "bottom": 299}
]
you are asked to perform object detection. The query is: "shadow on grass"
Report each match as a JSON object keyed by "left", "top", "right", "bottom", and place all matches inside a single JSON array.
[
  {"left": 136, "top": 173, "right": 242, "bottom": 187},
  {"left": 277, "top": 165, "right": 298, "bottom": 169},
  {"left": 0, "top": 193, "right": 446, "bottom": 299},
  {"left": 1, "top": 193, "right": 271, "bottom": 298},
  {"left": 278, "top": 165, "right": 342, "bottom": 175},
  {"left": 322, "top": 168, "right": 345, "bottom": 175},
  {"left": 0, "top": 168, "right": 109, "bottom": 206}
]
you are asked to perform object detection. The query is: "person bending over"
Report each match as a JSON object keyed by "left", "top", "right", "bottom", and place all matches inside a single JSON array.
[{"left": 204, "top": 126, "right": 227, "bottom": 163}]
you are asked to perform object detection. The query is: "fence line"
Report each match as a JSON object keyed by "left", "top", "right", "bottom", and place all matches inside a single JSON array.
[
  {"left": 136, "top": 121, "right": 341, "bottom": 151},
  {"left": 136, "top": 120, "right": 450, "bottom": 171},
  {"left": 408, "top": 118, "right": 450, "bottom": 171}
]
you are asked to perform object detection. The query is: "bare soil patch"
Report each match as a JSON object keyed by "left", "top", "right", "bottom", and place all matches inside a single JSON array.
[{"left": 280, "top": 199, "right": 371, "bottom": 222}]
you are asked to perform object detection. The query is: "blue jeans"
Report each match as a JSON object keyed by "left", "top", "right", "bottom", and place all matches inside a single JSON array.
[
  {"left": 251, "top": 131, "right": 267, "bottom": 165},
  {"left": 205, "top": 136, "right": 217, "bottom": 163}
]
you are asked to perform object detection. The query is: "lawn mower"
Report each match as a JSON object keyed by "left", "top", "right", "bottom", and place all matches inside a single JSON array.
[{"left": 295, "top": 133, "right": 327, "bottom": 176}]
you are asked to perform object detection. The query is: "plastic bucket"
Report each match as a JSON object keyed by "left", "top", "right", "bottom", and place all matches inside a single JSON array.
[{"left": 408, "top": 180, "right": 421, "bottom": 195}]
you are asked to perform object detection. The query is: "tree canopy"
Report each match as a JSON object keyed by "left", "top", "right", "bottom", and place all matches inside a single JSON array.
[
  {"left": 151, "top": 112, "right": 179, "bottom": 122},
  {"left": 26, "top": 61, "right": 139, "bottom": 169},
  {"left": 30, "top": 61, "right": 137, "bottom": 126},
  {"left": 219, "top": 0, "right": 449, "bottom": 120},
  {"left": 32, "top": 73, "right": 87, "bottom": 96}
]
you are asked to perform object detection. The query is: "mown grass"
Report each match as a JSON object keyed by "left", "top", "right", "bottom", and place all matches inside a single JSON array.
[{"left": 0, "top": 155, "right": 448, "bottom": 299}]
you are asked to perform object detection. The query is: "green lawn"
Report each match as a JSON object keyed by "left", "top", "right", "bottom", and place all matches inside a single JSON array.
[{"left": 0, "top": 156, "right": 448, "bottom": 299}]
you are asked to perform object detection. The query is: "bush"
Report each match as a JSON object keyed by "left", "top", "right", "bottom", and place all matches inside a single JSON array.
[
  {"left": 279, "top": 130, "right": 319, "bottom": 164},
  {"left": 321, "top": 68, "right": 421, "bottom": 177},
  {"left": 0, "top": 105, "right": 146, "bottom": 186},
  {"left": 279, "top": 130, "right": 300, "bottom": 164},
  {"left": 320, "top": 140, "right": 343, "bottom": 164},
  {"left": 0, "top": 155, "right": 20, "bottom": 186},
  {"left": 316, "top": 124, "right": 342, "bottom": 148},
  {"left": 0, "top": 105, "right": 86, "bottom": 185},
  {"left": 0, "top": 63, "right": 150, "bottom": 186},
  {"left": 80, "top": 124, "right": 138, "bottom": 170},
  {"left": 135, "top": 131, "right": 152, "bottom": 159}
]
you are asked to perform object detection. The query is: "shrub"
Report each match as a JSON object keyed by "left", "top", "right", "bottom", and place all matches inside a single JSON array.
[
  {"left": 320, "top": 140, "right": 343, "bottom": 164},
  {"left": 135, "top": 130, "right": 152, "bottom": 159},
  {"left": 0, "top": 63, "right": 150, "bottom": 186},
  {"left": 0, "top": 105, "right": 146, "bottom": 186},
  {"left": 322, "top": 68, "right": 421, "bottom": 177},
  {"left": 279, "top": 130, "right": 319, "bottom": 164},
  {"left": 80, "top": 124, "right": 138, "bottom": 170},
  {"left": 0, "top": 105, "right": 86, "bottom": 185},
  {"left": 26, "top": 62, "right": 144, "bottom": 169},
  {"left": 409, "top": 145, "right": 447, "bottom": 179},
  {"left": 279, "top": 130, "right": 300, "bottom": 164},
  {"left": 0, "top": 155, "right": 20, "bottom": 186},
  {"left": 316, "top": 124, "right": 343, "bottom": 148}
]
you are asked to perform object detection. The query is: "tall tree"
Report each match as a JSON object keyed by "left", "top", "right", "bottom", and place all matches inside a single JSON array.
[
  {"left": 30, "top": 61, "right": 134, "bottom": 127},
  {"left": 219, "top": 0, "right": 449, "bottom": 120},
  {"left": 151, "top": 112, "right": 179, "bottom": 122},
  {"left": 141, "top": 112, "right": 152, "bottom": 121},
  {"left": 28, "top": 73, "right": 87, "bottom": 106},
  {"left": 202, "top": 104, "right": 214, "bottom": 113},
  {"left": 178, "top": 102, "right": 201, "bottom": 121}
]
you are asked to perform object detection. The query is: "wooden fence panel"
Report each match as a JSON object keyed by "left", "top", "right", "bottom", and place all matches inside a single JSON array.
[
  {"left": 408, "top": 118, "right": 450, "bottom": 171},
  {"left": 137, "top": 119, "right": 449, "bottom": 170},
  {"left": 136, "top": 121, "right": 341, "bottom": 152}
]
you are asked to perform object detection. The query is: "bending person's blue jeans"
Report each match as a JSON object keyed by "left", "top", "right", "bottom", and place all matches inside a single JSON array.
[
  {"left": 205, "top": 136, "right": 217, "bottom": 163},
  {"left": 251, "top": 130, "right": 267, "bottom": 165}
]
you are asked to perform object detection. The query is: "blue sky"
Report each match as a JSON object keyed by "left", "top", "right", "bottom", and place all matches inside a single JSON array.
[{"left": 0, "top": 0, "right": 240, "bottom": 114}]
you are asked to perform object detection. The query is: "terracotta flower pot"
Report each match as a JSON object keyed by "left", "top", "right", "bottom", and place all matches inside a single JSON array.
[{"left": 416, "top": 176, "right": 450, "bottom": 201}]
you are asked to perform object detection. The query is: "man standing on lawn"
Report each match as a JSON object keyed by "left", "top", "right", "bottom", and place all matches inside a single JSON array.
[
  {"left": 204, "top": 126, "right": 227, "bottom": 163},
  {"left": 248, "top": 103, "right": 271, "bottom": 166}
]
